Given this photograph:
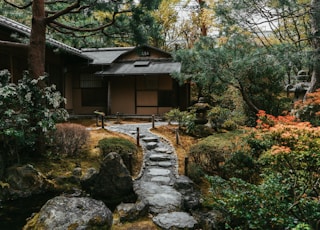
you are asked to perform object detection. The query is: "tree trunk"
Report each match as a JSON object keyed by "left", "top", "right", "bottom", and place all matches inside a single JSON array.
[
  {"left": 29, "top": 0, "right": 46, "bottom": 154},
  {"left": 28, "top": 0, "right": 46, "bottom": 83},
  {"left": 308, "top": 0, "right": 320, "bottom": 93}
]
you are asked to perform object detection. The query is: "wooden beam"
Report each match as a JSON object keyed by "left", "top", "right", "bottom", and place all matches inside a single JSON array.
[{"left": 0, "top": 40, "right": 28, "bottom": 48}]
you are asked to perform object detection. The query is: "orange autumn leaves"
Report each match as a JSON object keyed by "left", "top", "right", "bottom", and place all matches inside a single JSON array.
[{"left": 255, "top": 106, "right": 320, "bottom": 156}]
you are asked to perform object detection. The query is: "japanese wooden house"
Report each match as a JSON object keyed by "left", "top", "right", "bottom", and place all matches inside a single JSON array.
[{"left": 0, "top": 16, "right": 190, "bottom": 116}]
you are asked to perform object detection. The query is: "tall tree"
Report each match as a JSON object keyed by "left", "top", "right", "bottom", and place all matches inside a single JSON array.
[
  {"left": 214, "top": 0, "right": 320, "bottom": 93},
  {"left": 3, "top": 0, "right": 133, "bottom": 81}
]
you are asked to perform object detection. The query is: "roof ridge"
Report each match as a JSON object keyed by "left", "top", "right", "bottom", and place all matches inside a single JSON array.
[
  {"left": 81, "top": 47, "right": 135, "bottom": 52},
  {"left": 0, "top": 15, "right": 87, "bottom": 59}
]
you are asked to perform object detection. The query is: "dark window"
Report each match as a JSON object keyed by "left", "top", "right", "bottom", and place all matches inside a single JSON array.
[
  {"left": 158, "top": 90, "right": 173, "bottom": 107},
  {"left": 80, "top": 74, "right": 103, "bottom": 88},
  {"left": 82, "top": 89, "right": 106, "bottom": 106}
]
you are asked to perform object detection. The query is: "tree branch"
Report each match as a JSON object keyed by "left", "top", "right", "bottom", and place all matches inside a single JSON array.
[
  {"left": 3, "top": 0, "right": 32, "bottom": 9},
  {"left": 46, "top": 0, "right": 82, "bottom": 22},
  {"left": 47, "top": 10, "right": 130, "bottom": 33}
]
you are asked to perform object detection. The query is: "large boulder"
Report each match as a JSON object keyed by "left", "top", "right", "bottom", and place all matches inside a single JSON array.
[
  {"left": 23, "top": 195, "right": 113, "bottom": 230},
  {"left": 2, "top": 164, "right": 54, "bottom": 199},
  {"left": 81, "top": 152, "right": 136, "bottom": 207}
]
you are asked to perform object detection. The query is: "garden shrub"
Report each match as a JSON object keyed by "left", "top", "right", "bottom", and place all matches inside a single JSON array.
[
  {"left": 187, "top": 162, "right": 205, "bottom": 184},
  {"left": 53, "top": 123, "right": 89, "bottom": 156},
  {"left": 0, "top": 70, "right": 68, "bottom": 164},
  {"left": 294, "top": 89, "right": 320, "bottom": 126},
  {"left": 165, "top": 108, "right": 196, "bottom": 133},
  {"left": 98, "top": 137, "right": 137, "bottom": 170},
  {"left": 205, "top": 111, "right": 320, "bottom": 229},
  {"left": 222, "top": 151, "right": 259, "bottom": 183}
]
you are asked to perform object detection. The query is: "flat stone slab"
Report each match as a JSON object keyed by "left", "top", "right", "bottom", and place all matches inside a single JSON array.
[
  {"left": 151, "top": 176, "right": 171, "bottom": 184},
  {"left": 158, "top": 161, "right": 172, "bottom": 168},
  {"left": 142, "top": 137, "right": 159, "bottom": 142},
  {"left": 147, "top": 168, "right": 171, "bottom": 176},
  {"left": 149, "top": 153, "right": 171, "bottom": 161},
  {"left": 134, "top": 182, "right": 182, "bottom": 214},
  {"left": 153, "top": 212, "right": 198, "bottom": 229},
  {"left": 155, "top": 147, "right": 171, "bottom": 153},
  {"left": 146, "top": 142, "right": 158, "bottom": 150}
]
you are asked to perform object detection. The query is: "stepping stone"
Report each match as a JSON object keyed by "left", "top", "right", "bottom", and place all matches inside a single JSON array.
[
  {"left": 151, "top": 176, "right": 171, "bottom": 184},
  {"left": 142, "top": 137, "right": 158, "bottom": 142},
  {"left": 158, "top": 161, "right": 172, "bottom": 168},
  {"left": 149, "top": 154, "right": 171, "bottom": 161},
  {"left": 147, "top": 168, "right": 171, "bottom": 176},
  {"left": 155, "top": 148, "right": 173, "bottom": 154},
  {"left": 146, "top": 161, "right": 172, "bottom": 168},
  {"left": 146, "top": 142, "right": 158, "bottom": 150},
  {"left": 153, "top": 212, "right": 197, "bottom": 230}
]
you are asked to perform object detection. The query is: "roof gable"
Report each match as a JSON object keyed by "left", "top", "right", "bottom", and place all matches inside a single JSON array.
[{"left": 117, "top": 45, "right": 172, "bottom": 61}]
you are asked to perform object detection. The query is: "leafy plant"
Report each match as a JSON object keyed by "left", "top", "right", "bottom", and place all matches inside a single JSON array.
[
  {"left": 205, "top": 111, "right": 320, "bottom": 229},
  {"left": 0, "top": 70, "right": 68, "bottom": 164},
  {"left": 165, "top": 108, "right": 196, "bottom": 133},
  {"left": 294, "top": 89, "right": 320, "bottom": 126}
]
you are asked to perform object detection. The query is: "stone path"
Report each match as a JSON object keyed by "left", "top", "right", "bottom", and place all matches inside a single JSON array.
[{"left": 106, "top": 122, "right": 199, "bottom": 229}]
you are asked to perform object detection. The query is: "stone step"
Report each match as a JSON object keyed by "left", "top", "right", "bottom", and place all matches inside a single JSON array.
[
  {"left": 147, "top": 161, "right": 172, "bottom": 168},
  {"left": 142, "top": 136, "right": 159, "bottom": 142},
  {"left": 149, "top": 153, "right": 171, "bottom": 161},
  {"left": 153, "top": 212, "right": 197, "bottom": 230},
  {"left": 155, "top": 147, "right": 172, "bottom": 154},
  {"left": 150, "top": 176, "right": 172, "bottom": 185},
  {"left": 146, "top": 142, "right": 158, "bottom": 150},
  {"left": 146, "top": 168, "right": 171, "bottom": 176}
]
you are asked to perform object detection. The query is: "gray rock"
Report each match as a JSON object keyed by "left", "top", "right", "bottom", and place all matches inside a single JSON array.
[
  {"left": 174, "top": 176, "right": 201, "bottom": 211},
  {"left": 135, "top": 182, "right": 182, "bottom": 214},
  {"left": 149, "top": 153, "right": 171, "bottom": 161},
  {"left": 115, "top": 200, "right": 149, "bottom": 222},
  {"left": 192, "top": 210, "right": 225, "bottom": 230},
  {"left": 142, "top": 136, "right": 159, "bottom": 142},
  {"left": 3, "top": 164, "right": 54, "bottom": 199},
  {"left": 147, "top": 168, "right": 171, "bottom": 176},
  {"left": 81, "top": 167, "right": 98, "bottom": 181},
  {"left": 72, "top": 167, "right": 82, "bottom": 177},
  {"left": 81, "top": 152, "right": 136, "bottom": 205},
  {"left": 25, "top": 195, "right": 112, "bottom": 230},
  {"left": 146, "top": 142, "right": 158, "bottom": 150},
  {"left": 153, "top": 212, "right": 198, "bottom": 230}
]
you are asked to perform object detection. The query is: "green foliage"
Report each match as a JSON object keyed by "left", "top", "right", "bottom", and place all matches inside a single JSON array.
[
  {"left": 0, "top": 70, "right": 68, "bottom": 163},
  {"left": 52, "top": 123, "right": 89, "bottom": 157},
  {"left": 98, "top": 137, "right": 137, "bottom": 169},
  {"left": 222, "top": 151, "right": 258, "bottom": 183},
  {"left": 174, "top": 35, "right": 290, "bottom": 120},
  {"left": 294, "top": 90, "right": 320, "bottom": 126},
  {"left": 165, "top": 108, "right": 196, "bottom": 133},
  {"left": 206, "top": 174, "right": 307, "bottom": 229},
  {"left": 187, "top": 162, "right": 205, "bottom": 184},
  {"left": 204, "top": 115, "right": 320, "bottom": 229},
  {"left": 208, "top": 106, "right": 232, "bottom": 131}
]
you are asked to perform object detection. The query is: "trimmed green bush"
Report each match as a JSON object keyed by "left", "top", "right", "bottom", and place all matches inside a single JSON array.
[{"left": 98, "top": 137, "right": 137, "bottom": 170}]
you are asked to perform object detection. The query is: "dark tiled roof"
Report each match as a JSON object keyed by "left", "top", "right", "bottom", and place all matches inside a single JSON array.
[
  {"left": 95, "top": 61, "right": 181, "bottom": 76},
  {"left": 81, "top": 47, "right": 134, "bottom": 65},
  {"left": 0, "top": 15, "right": 89, "bottom": 59}
]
